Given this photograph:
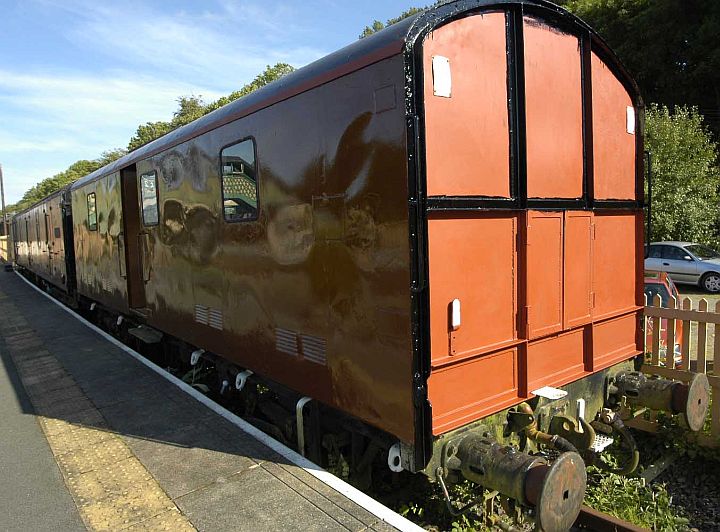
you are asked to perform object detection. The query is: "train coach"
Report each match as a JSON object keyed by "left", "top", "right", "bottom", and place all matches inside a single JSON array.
[{"left": 12, "top": 1, "right": 710, "bottom": 529}]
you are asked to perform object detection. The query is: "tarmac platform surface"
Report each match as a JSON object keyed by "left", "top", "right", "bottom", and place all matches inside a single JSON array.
[{"left": 0, "top": 270, "right": 408, "bottom": 531}]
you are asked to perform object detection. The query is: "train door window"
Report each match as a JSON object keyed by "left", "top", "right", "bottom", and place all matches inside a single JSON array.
[
  {"left": 140, "top": 171, "right": 159, "bottom": 226},
  {"left": 221, "top": 138, "right": 258, "bottom": 222},
  {"left": 87, "top": 193, "right": 98, "bottom": 231}
]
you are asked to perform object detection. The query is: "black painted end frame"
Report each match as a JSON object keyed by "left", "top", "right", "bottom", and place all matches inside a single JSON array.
[{"left": 403, "top": 0, "right": 645, "bottom": 471}]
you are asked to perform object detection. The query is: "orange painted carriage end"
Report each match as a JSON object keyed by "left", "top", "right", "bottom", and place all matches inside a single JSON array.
[
  {"left": 422, "top": 11, "right": 642, "bottom": 436},
  {"left": 423, "top": 12, "right": 510, "bottom": 198},
  {"left": 524, "top": 17, "right": 584, "bottom": 199},
  {"left": 592, "top": 53, "right": 637, "bottom": 200},
  {"left": 427, "top": 210, "right": 643, "bottom": 435}
]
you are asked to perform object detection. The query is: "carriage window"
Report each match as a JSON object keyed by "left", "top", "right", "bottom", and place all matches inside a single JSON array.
[
  {"left": 87, "top": 193, "right": 97, "bottom": 231},
  {"left": 140, "top": 172, "right": 159, "bottom": 226},
  {"left": 221, "top": 139, "right": 258, "bottom": 222}
]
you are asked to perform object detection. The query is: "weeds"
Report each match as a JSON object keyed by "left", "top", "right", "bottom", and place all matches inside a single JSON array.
[{"left": 584, "top": 467, "right": 689, "bottom": 531}]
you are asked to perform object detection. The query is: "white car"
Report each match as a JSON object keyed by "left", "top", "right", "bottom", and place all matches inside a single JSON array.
[{"left": 645, "top": 241, "right": 720, "bottom": 293}]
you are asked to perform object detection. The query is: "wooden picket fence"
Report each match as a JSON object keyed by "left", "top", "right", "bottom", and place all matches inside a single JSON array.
[{"left": 631, "top": 294, "right": 720, "bottom": 444}]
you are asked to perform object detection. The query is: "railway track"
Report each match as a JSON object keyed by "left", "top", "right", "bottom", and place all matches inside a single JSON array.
[{"left": 574, "top": 506, "right": 649, "bottom": 532}]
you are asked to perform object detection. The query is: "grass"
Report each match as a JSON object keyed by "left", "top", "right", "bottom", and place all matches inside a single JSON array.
[{"left": 584, "top": 467, "right": 690, "bottom": 531}]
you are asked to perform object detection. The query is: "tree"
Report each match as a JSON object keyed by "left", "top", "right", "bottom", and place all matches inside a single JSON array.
[
  {"left": 172, "top": 95, "right": 207, "bottom": 127},
  {"left": 128, "top": 63, "right": 295, "bottom": 152},
  {"left": 6, "top": 150, "right": 127, "bottom": 214},
  {"left": 127, "top": 121, "right": 174, "bottom": 152},
  {"left": 564, "top": 0, "right": 720, "bottom": 137},
  {"left": 206, "top": 63, "right": 295, "bottom": 112},
  {"left": 645, "top": 104, "right": 720, "bottom": 246},
  {"left": 359, "top": 8, "right": 425, "bottom": 38}
]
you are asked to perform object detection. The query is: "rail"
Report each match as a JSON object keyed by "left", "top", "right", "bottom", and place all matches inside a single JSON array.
[
  {"left": 574, "top": 505, "right": 650, "bottom": 531},
  {"left": 630, "top": 294, "right": 720, "bottom": 445}
]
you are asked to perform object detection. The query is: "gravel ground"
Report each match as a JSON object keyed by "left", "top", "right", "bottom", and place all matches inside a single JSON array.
[{"left": 656, "top": 457, "right": 720, "bottom": 531}]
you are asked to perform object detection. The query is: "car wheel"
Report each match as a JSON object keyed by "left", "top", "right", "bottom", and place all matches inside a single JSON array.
[{"left": 701, "top": 272, "right": 720, "bottom": 293}]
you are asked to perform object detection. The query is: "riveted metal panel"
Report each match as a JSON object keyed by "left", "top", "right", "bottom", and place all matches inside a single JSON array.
[
  {"left": 423, "top": 12, "right": 510, "bottom": 198},
  {"left": 592, "top": 53, "right": 637, "bottom": 200},
  {"left": 524, "top": 17, "right": 583, "bottom": 199}
]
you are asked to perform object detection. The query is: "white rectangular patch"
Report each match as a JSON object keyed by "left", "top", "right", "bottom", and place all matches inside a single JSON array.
[
  {"left": 432, "top": 55, "right": 452, "bottom": 98},
  {"left": 531, "top": 386, "right": 568, "bottom": 400},
  {"left": 451, "top": 299, "right": 461, "bottom": 331},
  {"left": 592, "top": 434, "right": 615, "bottom": 453},
  {"left": 626, "top": 106, "right": 636, "bottom": 134}
]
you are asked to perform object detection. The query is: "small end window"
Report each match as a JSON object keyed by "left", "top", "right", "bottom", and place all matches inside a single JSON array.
[
  {"left": 87, "top": 193, "right": 97, "bottom": 231},
  {"left": 221, "top": 139, "right": 258, "bottom": 222},
  {"left": 140, "top": 172, "right": 159, "bottom": 226}
]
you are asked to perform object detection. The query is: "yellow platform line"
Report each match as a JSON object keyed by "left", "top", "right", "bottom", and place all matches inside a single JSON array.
[
  {"left": 0, "top": 292, "right": 196, "bottom": 531},
  {"left": 38, "top": 417, "right": 195, "bottom": 531}
]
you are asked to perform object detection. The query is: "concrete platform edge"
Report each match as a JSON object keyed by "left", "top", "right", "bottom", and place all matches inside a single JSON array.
[{"left": 15, "top": 270, "right": 422, "bottom": 532}]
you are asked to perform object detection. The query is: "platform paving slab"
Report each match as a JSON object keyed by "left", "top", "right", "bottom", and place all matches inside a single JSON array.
[
  {"left": 0, "top": 270, "right": 402, "bottom": 531},
  {"left": 0, "top": 341, "right": 85, "bottom": 532}
]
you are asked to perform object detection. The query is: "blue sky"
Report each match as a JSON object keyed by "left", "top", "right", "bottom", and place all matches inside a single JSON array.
[{"left": 0, "top": 0, "right": 419, "bottom": 204}]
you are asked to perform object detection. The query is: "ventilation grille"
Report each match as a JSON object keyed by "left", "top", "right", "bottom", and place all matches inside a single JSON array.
[
  {"left": 300, "top": 334, "right": 327, "bottom": 366},
  {"left": 195, "top": 304, "right": 208, "bottom": 324},
  {"left": 194, "top": 304, "right": 224, "bottom": 331},
  {"left": 208, "top": 308, "right": 223, "bottom": 330},
  {"left": 275, "top": 328, "right": 299, "bottom": 356}
]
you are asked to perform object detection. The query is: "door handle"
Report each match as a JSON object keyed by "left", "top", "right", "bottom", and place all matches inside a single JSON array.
[
  {"left": 118, "top": 233, "right": 127, "bottom": 278},
  {"left": 663, "top": 262, "right": 670, "bottom": 266}
]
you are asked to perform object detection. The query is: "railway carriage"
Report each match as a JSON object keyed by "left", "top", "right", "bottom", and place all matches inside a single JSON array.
[
  {"left": 13, "top": 188, "right": 72, "bottom": 292},
  {"left": 13, "top": 2, "right": 711, "bottom": 529}
]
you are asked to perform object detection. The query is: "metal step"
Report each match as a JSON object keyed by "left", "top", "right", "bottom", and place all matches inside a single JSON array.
[
  {"left": 129, "top": 307, "right": 151, "bottom": 319},
  {"left": 128, "top": 325, "right": 163, "bottom": 344}
]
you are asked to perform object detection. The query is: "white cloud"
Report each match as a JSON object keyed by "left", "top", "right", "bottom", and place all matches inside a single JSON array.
[
  {"left": 46, "top": 0, "right": 326, "bottom": 87},
  {"left": 0, "top": 0, "right": 331, "bottom": 204},
  {"left": 0, "top": 69, "right": 225, "bottom": 203}
]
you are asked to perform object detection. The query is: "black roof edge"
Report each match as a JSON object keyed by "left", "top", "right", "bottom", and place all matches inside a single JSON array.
[
  {"left": 403, "top": 0, "right": 642, "bottom": 107},
  {"left": 70, "top": 14, "right": 419, "bottom": 191},
  {"left": 13, "top": 184, "right": 71, "bottom": 218}
]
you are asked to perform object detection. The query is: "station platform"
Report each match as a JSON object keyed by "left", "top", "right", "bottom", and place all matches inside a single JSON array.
[{"left": 0, "top": 270, "right": 414, "bottom": 531}]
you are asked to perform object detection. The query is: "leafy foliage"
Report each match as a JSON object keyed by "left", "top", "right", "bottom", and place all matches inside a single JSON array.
[
  {"left": 645, "top": 104, "right": 720, "bottom": 247},
  {"left": 584, "top": 468, "right": 689, "bottom": 531},
  {"left": 358, "top": 8, "right": 425, "bottom": 38},
  {"left": 7, "top": 149, "right": 126, "bottom": 213},
  {"left": 128, "top": 63, "right": 294, "bottom": 152},
  {"left": 564, "top": 0, "right": 720, "bottom": 136},
  {"left": 205, "top": 63, "right": 295, "bottom": 112},
  {"left": 9, "top": 63, "right": 295, "bottom": 214}
]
